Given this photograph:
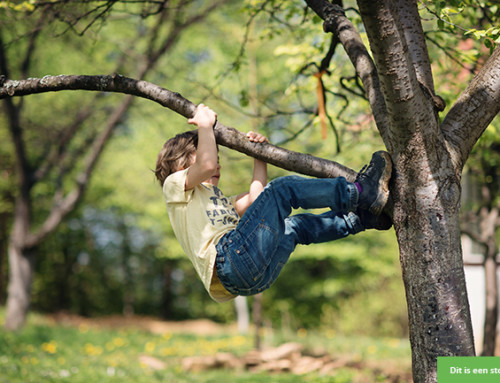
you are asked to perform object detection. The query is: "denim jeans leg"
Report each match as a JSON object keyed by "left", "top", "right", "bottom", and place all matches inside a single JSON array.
[
  {"left": 215, "top": 175, "right": 359, "bottom": 296},
  {"left": 284, "top": 210, "right": 362, "bottom": 245},
  {"left": 266, "top": 175, "right": 358, "bottom": 214}
]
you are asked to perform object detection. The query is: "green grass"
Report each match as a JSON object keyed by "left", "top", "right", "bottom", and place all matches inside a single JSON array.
[{"left": 0, "top": 310, "right": 411, "bottom": 382}]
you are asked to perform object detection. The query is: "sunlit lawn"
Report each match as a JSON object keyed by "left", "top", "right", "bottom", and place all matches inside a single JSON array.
[{"left": 0, "top": 309, "right": 411, "bottom": 382}]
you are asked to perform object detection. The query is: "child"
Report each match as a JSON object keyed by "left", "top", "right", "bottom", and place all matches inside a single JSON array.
[{"left": 155, "top": 104, "right": 392, "bottom": 302}]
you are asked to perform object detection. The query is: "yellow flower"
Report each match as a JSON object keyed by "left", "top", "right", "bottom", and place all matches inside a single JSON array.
[
  {"left": 113, "top": 337, "right": 125, "bottom": 347},
  {"left": 144, "top": 342, "right": 155, "bottom": 353},
  {"left": 42, "top": 341, "right": 57, "bottom": 354},
  {"left": 84, "top": 343, "right": 103, "bottom": 356},
  {"left": 160, "top": 347, "right": 174, "bottom": 356},
  {"left": 162, "top": 333, "right": 172, "bottom": 341},
  {"left": 297, "top": 328, "right": 307, "bottom": 338},
  {"left": 367, "top": 345, "right": 377, "bottom": 354},
  {"left": 231, "top": 336, "right": 247, "bottom": 346},
  {"left": 326, "top": 329, "right": 336, "bottom": 339},
  {"left": 387, "top": 338, "right": 401, "bottom": 348}
]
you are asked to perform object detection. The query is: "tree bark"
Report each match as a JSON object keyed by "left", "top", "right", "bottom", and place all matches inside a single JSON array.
[
  {"left": 355, "top": 2, "right": 477, "bottom": 382},
  {"left": 5, "top": 243, "right": 35, "bottom": 331},
  {"left": 441, "top": 46, "right": 500, "bottom": 169}
]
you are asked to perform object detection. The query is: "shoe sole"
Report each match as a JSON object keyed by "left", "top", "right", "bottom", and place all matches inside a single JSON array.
[{"left": 368, "top": 151, "right": 392, "bottom": 215}]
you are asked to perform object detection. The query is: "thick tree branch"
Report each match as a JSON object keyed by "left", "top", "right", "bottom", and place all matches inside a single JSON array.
[
  {"left": 304, "top": 0, "right": 392, "bottom": 150},
  {"left": 356, "top": 0, "right": 442, "bottom": 154},
  {"left": 0, "top": 74, "right": 357, "bottom": 181},
  {"left": 398, "top": 0, "right": 446, "bottom": 114},
  {"left": 441, "top": 46, "right": 500, "bottom": 171},
  {"left": 397, "top": 1, "right": 435, "bottom": 97}
]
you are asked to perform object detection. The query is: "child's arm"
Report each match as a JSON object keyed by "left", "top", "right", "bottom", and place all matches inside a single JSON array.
[
  {"left": 185, "top": 104, "right": 218, "bottom": 190},
  {"left": 234, "top": 132, "right": 268, "bottom": 216}
]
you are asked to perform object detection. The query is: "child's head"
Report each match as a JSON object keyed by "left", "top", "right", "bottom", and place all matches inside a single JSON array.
[{"left": 155, "top": 130, "right": 198, "bottom": 185}]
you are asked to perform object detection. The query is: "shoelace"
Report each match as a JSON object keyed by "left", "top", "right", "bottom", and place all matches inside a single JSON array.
[{"left": 356, "top": 164, "right": 369, "bottom": 180}]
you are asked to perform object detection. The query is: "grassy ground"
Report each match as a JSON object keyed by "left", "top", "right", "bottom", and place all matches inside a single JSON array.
[{"left": 0, "top": 309, "right": 412, "bottom": 382}]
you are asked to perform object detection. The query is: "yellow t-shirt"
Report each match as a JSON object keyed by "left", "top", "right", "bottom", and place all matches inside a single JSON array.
[{"left": 163, "top": 168, "right": 238, "bottom": 302}]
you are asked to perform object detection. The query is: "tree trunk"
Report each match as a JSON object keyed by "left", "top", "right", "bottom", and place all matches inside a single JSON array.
[
  {"left": 234, "top": 296, "right": 250, "bottom": 334},
  {"left": 5, "top": 243, "right": 35, "bottom": 331},
  {"left": 392, "top": 151, "right": 476, "bottom": 382},
  {"left": 252, "top": 293, "right": 263, "bottom": 350},
  {"left": 0, "top": 212, "right": 8, "bottom": 304},
  {"left": 161, "top": 261, "right": 175, "bottom": 319}
]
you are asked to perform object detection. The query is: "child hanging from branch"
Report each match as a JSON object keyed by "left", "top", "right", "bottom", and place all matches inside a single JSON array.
[{"left": 155, "top": 104, "right": 392, "bottom": 302}]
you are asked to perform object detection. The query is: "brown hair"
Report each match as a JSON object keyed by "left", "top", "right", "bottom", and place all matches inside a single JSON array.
[{"left": 155, "top": 130, "right": 198, "bottom": 185}]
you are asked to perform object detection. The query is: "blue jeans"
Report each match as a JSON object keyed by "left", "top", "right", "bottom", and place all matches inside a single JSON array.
[{"left": 215, "top": 175, "right": 363, "bottom": 296}]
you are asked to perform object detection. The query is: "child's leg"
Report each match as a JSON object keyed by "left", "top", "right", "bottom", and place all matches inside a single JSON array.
[
  {"left": 215, "top": 151, "right": 392, "bottom": 296},
  {"left": 215, "top": 176, "right": 357, "bottom": 296},
  {"left": 284, "top": 210, "right": 362, "bottom": 245},
  {"left": 263, "top": 175, "right": 358, "bottom": 214}
]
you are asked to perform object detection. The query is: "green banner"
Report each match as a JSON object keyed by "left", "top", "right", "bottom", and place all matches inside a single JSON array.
[{"left": 438, "top": 357, "right": 500, "bottom": 382}]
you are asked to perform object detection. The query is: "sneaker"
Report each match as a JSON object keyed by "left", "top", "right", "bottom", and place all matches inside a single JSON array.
[
  {"left": 357, "top": 209, "right": 392, "bottom": 231},
  {"left": 355, "top": 151, "right": 392, "bottom": 215}
]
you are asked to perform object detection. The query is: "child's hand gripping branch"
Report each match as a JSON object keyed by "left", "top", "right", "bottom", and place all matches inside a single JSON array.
[
  {"left": 234, "top": 131, "right": 268, "bottom": 216},
  {"left": 186, "top": 104, "right": 268, "bottom": 216},
  {"left": 156, "top": 104, "right": 393, "bottom": 303},
  {"left": 185, "top": 104, "right": 219, "bottom": 191}
]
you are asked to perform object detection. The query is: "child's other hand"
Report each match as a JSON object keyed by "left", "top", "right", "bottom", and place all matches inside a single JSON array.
[
  {"left": 246, "top": 131, "right": 268, "bottom": 143},
  {"left": 188, "top": 104, "right": 217, "bottom": 129}
]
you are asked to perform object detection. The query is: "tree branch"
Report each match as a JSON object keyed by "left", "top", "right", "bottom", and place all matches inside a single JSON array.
[
  {"left": 398, "top": 0, "right": 446, "bottom": 114},
  {"left": 397, "top": 1, "right": 434, "bottom": 94},
  {"left": 356, "top": 0, "right": 441, "bottom": 152},
  {"left": 460, "top": 211, "right": 483, "bottom": 244},
  {"left": 441, "top": 46, "right": 500, "bottom": 171},
  {"left": 0, "top": 74, "right": 357, "bottom": 181}
]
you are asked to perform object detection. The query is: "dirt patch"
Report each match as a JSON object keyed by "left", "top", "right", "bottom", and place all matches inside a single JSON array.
[
  {"left": 47, "top": 312, "right": 237, "bottom": 335},
  {"left": 182, "top": 342, "right": 413, "bottom": 382}
]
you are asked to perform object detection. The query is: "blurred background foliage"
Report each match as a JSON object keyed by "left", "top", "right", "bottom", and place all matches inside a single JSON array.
[{"left": 1, "top": 0, "right": 498, "bottom": 339}]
